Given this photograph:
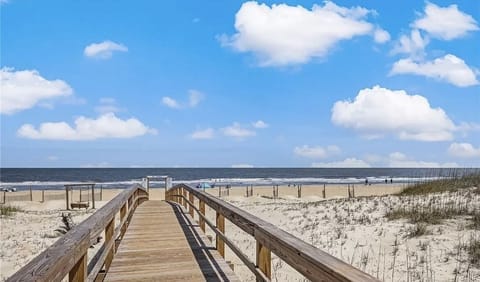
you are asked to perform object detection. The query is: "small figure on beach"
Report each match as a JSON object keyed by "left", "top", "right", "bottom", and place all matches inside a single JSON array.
[
  {"left": 365, "top": 178, "right": 368, "bottom": 185},
  {"left": 390, "top": 178, "right": 393, "bottom": 184},
  {"left": 385, "top": 178, "right": 388, "bottom": 184}
]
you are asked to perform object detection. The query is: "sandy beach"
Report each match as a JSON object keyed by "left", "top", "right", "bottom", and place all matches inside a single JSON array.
[{"left": 1, "top": 183, "right": 478, "bottom": 281}]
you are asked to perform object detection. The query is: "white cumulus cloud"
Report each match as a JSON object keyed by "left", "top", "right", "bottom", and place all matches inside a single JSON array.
[
  {"left": 412, "top": 2, "right": 479, "bottom": 40},
  {"left": 220, "top": 1, "right": 383, "bottom": 66},
  {"left": 84, "top": 40, "right": 128, "bottom": 59},
  {"left": 252, "top": 120, "right": 269, "bottom": 129},
  {"left": 17, "top": 113, "right": 156, "bottom": 140},
  {"left": 312, "top": 158, "right": 371, "bottom": 168},
  {"left": 1, "top": 67, "right": 73, "bottom": 114},
  {"left": 448, "top": 143, "right": 480, "bottom": 158},
  {"left": 331, "top": 85, "right": 456, "bottom": 141},
  {"left": 388, "top": 152, "right": 458, "bottom": 168},
  {"left": 190, "top": 128, "right": 214, "bottom": 140},
  {"left": 294, "top": 145, "right": 340, "bottom": 159},
  {"left": 222, "top": 122, "right": 256, "bottom": 138},
  {"left": 390, "top": 54, "right": 478, "bottom": 87}
]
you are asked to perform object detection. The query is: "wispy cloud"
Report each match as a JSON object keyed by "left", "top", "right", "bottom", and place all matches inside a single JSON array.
[
  {"left": 294, "top": 145, "right": 340, "bottom": 159},
  {"left": 222, "top": 122, "right": 256, "bottom": 139},
  {"left": 84, "top": 40, "right": 128, "bottom": 59},
  {"left": 252, "top": 120, "right": 269, "bottom": 129},
  {"left": 190, "top": 128, "right": 214, "bottom": 140},
  {"left": 162, "top": 90, "right": 204, "bottom": 109}
]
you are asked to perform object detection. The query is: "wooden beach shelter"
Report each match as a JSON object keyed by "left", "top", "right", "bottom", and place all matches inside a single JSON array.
[{"left": 64, "top": 183, "right": 96, "bottom": 210}]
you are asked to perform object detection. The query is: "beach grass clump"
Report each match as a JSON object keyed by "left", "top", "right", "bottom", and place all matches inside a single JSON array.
[
  {"left": 458, "top": 234, "right": 480, "bottom": 267},
  {"left": 0, "top": 205, "right": 22, "bottom": 216},
  {"left": 386, "top": 204, "right": 477, "bottom": 225},
  {"left": 406, "top": 223, "right": 430, "bottom": 238},
  {"left": 469, "top": 213, "right": 480, "bottom": 230},
  {"left": 399, "top": 172, "right": 480, "bottom": 196}
]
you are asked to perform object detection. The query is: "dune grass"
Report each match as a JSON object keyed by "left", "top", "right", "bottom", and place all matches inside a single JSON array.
[
  {"left": 399, "top": 172, "right": 480, "bottom": 196},
  {"left": 0, "top": 205, "right": 22, "bottom": 216}
]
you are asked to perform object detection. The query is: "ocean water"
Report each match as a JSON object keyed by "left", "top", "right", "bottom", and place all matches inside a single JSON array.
[{"left": 0, "top": 168, "right": 477, "bottom": 191}]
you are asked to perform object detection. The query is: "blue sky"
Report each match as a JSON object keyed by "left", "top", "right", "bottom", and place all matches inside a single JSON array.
[{"left": 1, "top": 0, "right": 479, "bottom": 168}]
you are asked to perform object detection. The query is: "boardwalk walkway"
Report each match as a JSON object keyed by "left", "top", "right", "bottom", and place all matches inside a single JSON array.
[{"left": 104, "top": 200, "right": 239, "bottom": 281}]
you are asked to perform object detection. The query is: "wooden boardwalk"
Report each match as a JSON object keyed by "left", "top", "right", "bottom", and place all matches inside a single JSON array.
[{"left": 104, "top": 200, "right": 239, "bottom": 282}]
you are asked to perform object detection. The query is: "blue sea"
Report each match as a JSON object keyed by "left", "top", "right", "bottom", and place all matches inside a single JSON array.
[{"left": 0, "top": 168, "right": 478, "bottom": 191}]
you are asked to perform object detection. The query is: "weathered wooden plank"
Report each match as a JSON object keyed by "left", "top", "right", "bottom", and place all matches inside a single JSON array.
[
  {"left": 104, "top": 201, "right": 239, "bottom": 282},
  {"left": 69, "top": 254, "right": 87, "bottom": 282},
  {"left": 199, "top": 200, "right": 206, "bottom": 232},
  {"left": 216, "top": 212, "right": 225, "bottom": 258},
  {"left": 256, "top": 242, "right": 271, "bottom": 281}
]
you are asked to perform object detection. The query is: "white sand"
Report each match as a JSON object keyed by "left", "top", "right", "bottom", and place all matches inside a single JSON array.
[
  {"left": 2, "top": 185, "right": 479, "bottom": 281},
  {"left": 200, "top": 188, "right": 480, "bottom": 281}
]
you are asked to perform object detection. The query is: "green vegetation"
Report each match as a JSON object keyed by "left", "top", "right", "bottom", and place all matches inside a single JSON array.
[
  {"left": 458, "top": 235, "right": 480, "bottom": 267},
  {"left": 0, "top": 205, "right": 22, "bottom": 216},
  {"left": 399, "top": 172, "right": 480, "bottom": 196},
  {"left": 385, "top": 205, "right": 476, "bottom": 225}
]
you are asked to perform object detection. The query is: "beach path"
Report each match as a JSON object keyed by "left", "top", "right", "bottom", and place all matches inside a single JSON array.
[{"left": 104, "top": 200, "right": 239, "bottom": 281}]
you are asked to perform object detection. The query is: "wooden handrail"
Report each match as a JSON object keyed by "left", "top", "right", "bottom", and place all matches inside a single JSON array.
[
  {"left": 167, "top": 184, "right": 379, "bottom": 282},
  {"left": 7, "top": 185, "right": 148, "bottom": 282}
]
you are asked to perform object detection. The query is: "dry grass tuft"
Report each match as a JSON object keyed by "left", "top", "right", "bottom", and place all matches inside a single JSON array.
[{"left": 0, "top": 205, "right": 22, "bottom": 216}]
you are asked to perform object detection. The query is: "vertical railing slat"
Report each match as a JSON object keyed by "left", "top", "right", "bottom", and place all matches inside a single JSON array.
[{"left": 216, "top": 212, "right": 225, "bottom": 257}]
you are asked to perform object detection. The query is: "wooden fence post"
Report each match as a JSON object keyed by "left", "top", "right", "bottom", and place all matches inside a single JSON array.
[
  {"left": 189, "top": 192, "right": 194, "bottom": 217},
  {"left": 216, "top": 212, "right": 225, "bottom": 257},
  {"left": 105, "top": 218, "right": 115, "bottom": 271},
  {"left": 2, "top": 191, "right": 5, "bottom": 204},
  {"left": 256, "top": 241, "right": 271, "bottom": 281},
  {"left": 69, "top": 254, "right": 87, "bottom": 282},
  {"left": 323, "top": 184, "right": 326, "bottom": 199},
  {"left": 297, "top": 185, "right": 301, "bottom": 198},
  {"left": 218, "top": 186, "right": 222, "bottom": 197},
  {"left": 352, "top": 184, "right": 355, "bottom": 198},
  {"left": 100, "top": 185, "right": 103, "bottom": 201},
  {"left": 30, "top": 186, "right": 33, "bottom": 201},
  {"left": 91, "top": 184, "right": 96, "bottom": 209},
  {"left": 199, "top": 200, "right": 206, "bottom": 232},
  {"left": 66, "top": 186, "right": 70, "bottom": 210},
  {"left": 42, "top": 190, "right": 45, "bottom": 202}
]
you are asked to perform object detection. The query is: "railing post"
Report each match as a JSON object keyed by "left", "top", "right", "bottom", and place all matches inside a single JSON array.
[
  {"left": 199, "top": 200, "right": 205, "bottom": 232},
  {"left": 256, "top": 242, "right": 271, "bottom": 281},
  {"left": 105, "top": 218, "right": 115, "bottom": 271},
  {"left": 120, "top": 203, "right": 127, "bottom": 237},
  {"left": 183, "top": 188, "right": 187, "bottom": 210},
  {"left": 216, "top": 212, "right": 225, "bottom": 257},
  {"left": 69, "top": 253, "right": 87, "bottom": 282},
  {"left": 188, "top": 192, "right": 194, "bottom": 217}
]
